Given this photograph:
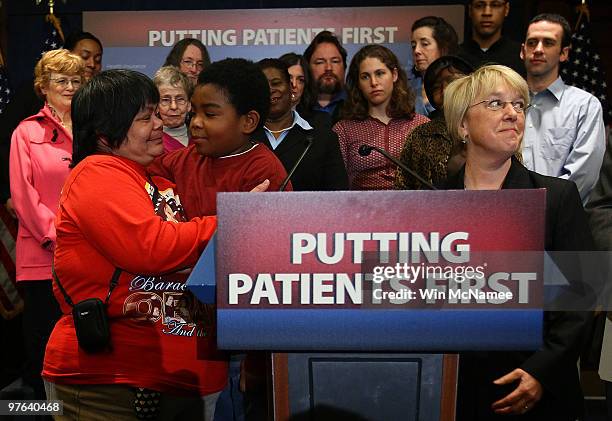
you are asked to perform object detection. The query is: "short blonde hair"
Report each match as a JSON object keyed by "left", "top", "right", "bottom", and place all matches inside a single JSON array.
[
  {"left": 153, "top": 65, "right": 192, "bottom": 98},
  {"left": 34, "top": 49, "right": 85, "bottom": 98},
  {"left": 443, "top": 64, "right": 529, "bottom": 143}
]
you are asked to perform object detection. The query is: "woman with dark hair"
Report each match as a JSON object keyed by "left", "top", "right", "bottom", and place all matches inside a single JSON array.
[
  {"left": 164, "top": 38, "right": 211, "bottom": 86},
  {"left": 63, "top": 31, "right": 103, "bottom": 80},
  {"left": 9, "top": 48, "right": 84, "bottom": 401},
  {"left": 411, "top": 16, "right": 459, "bottom": 116},
  {"left": 332, "top": 45, "right": 428, "bottom": 190},
  {"left": 255, "top": 58, "right": 347, "bottom": 191},
  {"left": 279, "top": 52, "right": 315, "bottom": 114},
  {"left": 396, "top": 55, "right": 473, "bottom": 190},
  {"left": 42, "top": 69, "right": 224, "bottom": 420}
]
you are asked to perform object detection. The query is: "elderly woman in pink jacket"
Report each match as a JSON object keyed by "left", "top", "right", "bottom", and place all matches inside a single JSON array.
[{"left": 9, "top": 49, "right": 84, "bottom": 400}]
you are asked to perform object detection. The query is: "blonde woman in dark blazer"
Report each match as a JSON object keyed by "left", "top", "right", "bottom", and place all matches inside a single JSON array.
[{"left": 443, "top": 64, "right": 593, "bottom": 421}]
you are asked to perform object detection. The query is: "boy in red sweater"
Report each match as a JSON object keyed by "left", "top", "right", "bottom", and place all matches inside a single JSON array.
[
  {"left": 148, "top": 58, "right": 288, "bottom": 418},
  {"left": 148, "top": 58, "right": 289, "bottom": 217}
]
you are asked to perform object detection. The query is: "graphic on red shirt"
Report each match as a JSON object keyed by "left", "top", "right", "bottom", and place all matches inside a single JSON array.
[
  {"left": 122, "top": 182, "right": 207, "bottom": 337},
  {"left": 146, "top": 180, "right": 188, "bottom": 223},
  {"left": 123, "top": 292, "right": 163, "bottom": 323}
]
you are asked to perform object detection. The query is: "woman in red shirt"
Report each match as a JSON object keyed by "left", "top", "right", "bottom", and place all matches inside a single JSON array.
[
  {"left": 333, "top": 45, "right": 429, "bottom": 190},
  {"left": 43, "top": 69, "right": 221, "bottom": 420}
]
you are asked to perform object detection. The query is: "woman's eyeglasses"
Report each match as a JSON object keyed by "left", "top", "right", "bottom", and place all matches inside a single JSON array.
[
  {"left": 159, "top": 97, "right": 188, "bottom": 107},
  {"left": 180, "top": 59, "right": 204, "bottom": 71},
  {"left": 50, "top": 78, "right": 82, "bottom": 88},
  {"left": 469, "top": 99, "right": 529, "bottom": 113}
]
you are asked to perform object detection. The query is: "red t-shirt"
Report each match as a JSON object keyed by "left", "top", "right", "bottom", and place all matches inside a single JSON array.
[
  {"left": 148, "top": 142, "right": 290, "bottom": 218},
  {"left": 43, "top": 155, "right": 224, "bottom": 395}
]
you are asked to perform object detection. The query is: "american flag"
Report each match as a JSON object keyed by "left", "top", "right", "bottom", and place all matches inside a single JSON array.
[
  {"left": 0, "top": 206, "right": 22, "bottom": 319},
  {"left": 561, "top": 20, "right": 612, "bottom": 124},
  {"left": 0, "top": 51, "right": 18, "bottom": 319},
  {"left": 41, "top": 17, "right": 64, "bottom": 55}
]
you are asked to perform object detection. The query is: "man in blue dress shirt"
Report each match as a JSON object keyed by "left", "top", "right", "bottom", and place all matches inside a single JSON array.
[{"left": 521, "top": 13, "right": 605, "bottom": 203}]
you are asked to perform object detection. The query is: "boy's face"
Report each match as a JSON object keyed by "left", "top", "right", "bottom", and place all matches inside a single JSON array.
[{"left": 189, "top": 84, "right": 253, "bottom": 158}]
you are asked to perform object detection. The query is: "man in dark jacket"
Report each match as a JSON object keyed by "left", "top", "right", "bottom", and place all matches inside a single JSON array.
[{"left": 458, "top": 0, "right": 524, "bottom": 75}]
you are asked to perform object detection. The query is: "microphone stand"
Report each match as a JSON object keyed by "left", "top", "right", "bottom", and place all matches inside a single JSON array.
[{"left": 279, "top": 136, "right": 314, "bottom": 191}]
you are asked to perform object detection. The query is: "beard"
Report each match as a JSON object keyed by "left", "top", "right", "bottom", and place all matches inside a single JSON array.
[{"left": 317, "top": 72, "right": 342, "bottom": 95}]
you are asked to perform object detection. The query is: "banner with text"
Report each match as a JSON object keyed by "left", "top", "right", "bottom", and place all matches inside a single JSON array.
[{"left": 83, "top": 5, "right": 464, "bottom": 77}]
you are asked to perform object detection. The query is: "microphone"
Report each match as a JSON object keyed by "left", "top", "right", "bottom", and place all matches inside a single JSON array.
[
  {"left": 279, "top": 135, "right": 314, "bottom": 191},
  {"left": 358, "top": 144, "right": 437, "bottom": 190}
]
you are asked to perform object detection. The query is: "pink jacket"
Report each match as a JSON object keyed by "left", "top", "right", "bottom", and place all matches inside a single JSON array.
[{"left": 9, "top": 105, "right": 72, "bottom": 281}]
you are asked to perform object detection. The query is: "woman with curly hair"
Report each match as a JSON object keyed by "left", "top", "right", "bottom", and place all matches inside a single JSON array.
[
  {"left": 9, "top": 49, "right": 84, "bottom": 400},
  {"left": 333, "top": 44, "right": 428, "bottom": 190}
]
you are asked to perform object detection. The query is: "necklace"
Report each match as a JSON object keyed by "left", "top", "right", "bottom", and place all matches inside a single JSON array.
[
  {"left": 265, "top": 125, "right": 292, "bottom": 134},
  {"left": 225, "top": 140, "right": 256, "bottom": 157},
  {"left": 47, "top": 103, "right": 71, "bottom": 130}
]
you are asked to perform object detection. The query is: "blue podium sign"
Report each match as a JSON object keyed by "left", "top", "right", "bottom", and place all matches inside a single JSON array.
[{"left": 189, "top": 190, "right": 545, "bottom": 351}]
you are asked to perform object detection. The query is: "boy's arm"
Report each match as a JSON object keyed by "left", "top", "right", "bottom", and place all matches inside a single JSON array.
[{"left": 148, "top": 149, "right": 184, "bottom": 182}]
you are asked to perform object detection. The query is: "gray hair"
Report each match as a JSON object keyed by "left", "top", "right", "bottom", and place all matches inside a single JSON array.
[{"left": 153, "top": 65, "right": 192, "bottom": 97}]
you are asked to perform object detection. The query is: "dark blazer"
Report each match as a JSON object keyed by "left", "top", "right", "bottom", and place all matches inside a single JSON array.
[
  {"left": 446, "top": 157, "right": 594, "bottom": 421},
  {"left": 253, "top": 120, "right": 348, "bottom": 192},
  {"left": 458, "top": 37, "right": 526, "bottom": 78}
]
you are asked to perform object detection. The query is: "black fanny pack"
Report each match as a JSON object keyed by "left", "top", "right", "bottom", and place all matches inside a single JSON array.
[{"left": 52, "top": 266, "right": 122, "bottom": 353}]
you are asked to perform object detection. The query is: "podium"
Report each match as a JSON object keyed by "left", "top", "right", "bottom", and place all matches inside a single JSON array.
[
  {"left": 188, "top": 190, "right": 545, "bottom": 420},
  {"left": 270, "top": 352, "right": 458, "bottom": 421}
]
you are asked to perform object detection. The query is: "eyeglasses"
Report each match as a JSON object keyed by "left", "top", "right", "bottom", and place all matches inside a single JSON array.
[
  {"left": 50, "top": 78, "right": 82, "bottom": 88},
  {"left": 470, "top": 99, "right": 529, "bottom": 113},
  {"left": 180, "top": 59, "right": 205, "bottom": 70},
  {"left": 159, "top": 96, "right": 188, "bottom": 108},
  {"left": 472, "top": 1, "right": 507, "bottom": 11}
]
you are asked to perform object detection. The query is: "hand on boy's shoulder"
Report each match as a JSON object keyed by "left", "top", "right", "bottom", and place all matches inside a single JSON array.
[{"left": 250, "top": 179, "right": 270, "bottom": 192}]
